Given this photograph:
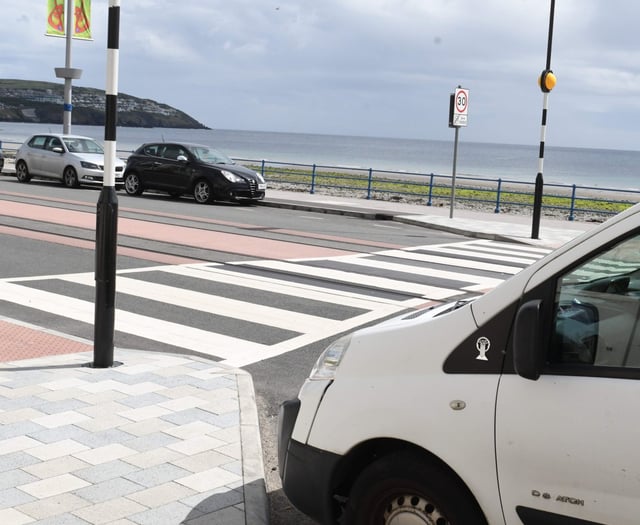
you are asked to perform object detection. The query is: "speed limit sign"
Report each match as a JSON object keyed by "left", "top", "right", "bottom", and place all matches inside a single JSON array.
[{"left": 453, "top": 87, "right": 469, "bottom": 127}]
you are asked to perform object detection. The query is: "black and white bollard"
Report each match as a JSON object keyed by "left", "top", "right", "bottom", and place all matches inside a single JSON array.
[{"left": 93, "top": 0, "right": 121, "bottom": 368}]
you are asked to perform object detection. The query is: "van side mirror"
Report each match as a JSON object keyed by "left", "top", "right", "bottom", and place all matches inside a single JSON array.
[{"left": 513, "top": 299, "right": 544, "bottom": 381}]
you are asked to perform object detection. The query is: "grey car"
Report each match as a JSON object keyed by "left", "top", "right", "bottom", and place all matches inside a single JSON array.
[{"left": 14, "top": 133, "right": 125, "bottom": 189}]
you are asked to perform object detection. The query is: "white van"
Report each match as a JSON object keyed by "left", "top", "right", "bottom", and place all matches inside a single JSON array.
[{"left": 278, "top": 202, "right": 640, "bottom": 525}]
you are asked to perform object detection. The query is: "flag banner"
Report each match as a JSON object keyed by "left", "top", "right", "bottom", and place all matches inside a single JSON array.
[
  {"left": 46, "top": 0, "right": 91, "bottom": 39},
  {"left": 74, "top": 0, "right": 91, "bottom": 40},
  {"left": 46, "top": 0, "right": 65, "bottom": 37}
]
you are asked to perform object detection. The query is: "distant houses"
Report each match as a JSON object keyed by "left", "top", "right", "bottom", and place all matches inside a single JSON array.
[
  {"left": 0, "top": 86, "right": 180, "bottom": 117},
  {"left": 0, "top": 80, "right": 208, "bottom": 128}
]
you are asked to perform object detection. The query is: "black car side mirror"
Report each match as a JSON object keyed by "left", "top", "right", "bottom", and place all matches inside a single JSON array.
[
  {"left": 177, "top": 155, "right": 188, "bottom": 162},
  {"left": 512, "top": 299, "right": 544, "bottom": 381}
]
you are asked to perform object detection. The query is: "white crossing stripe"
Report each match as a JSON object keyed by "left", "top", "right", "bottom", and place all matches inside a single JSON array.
[
  {"left": 0, "top": 281, "right": 267, "bottom": 362},
  {"left": 375, "top": 249, "right": 525, "bottom": 275},
  {"left": 154, "top": 264, "right": 418, "bottom": 309},
  {"left": 62, "top": 273, "right": 346, "bottom": 334},
  {"left": 465, "top": 239, "right": 552, "bottom": 255},
  {"left": 232, "top": 260, "right": 464, "bottom": 300},
  {"left": 411, "top": 246, "right": 539, "bottom": 265},
  {"left": 325, "top": 254, "right": 504, "bottom": 292}
]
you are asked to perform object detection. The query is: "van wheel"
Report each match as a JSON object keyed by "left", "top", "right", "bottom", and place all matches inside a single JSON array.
[
  {"left": 15, "top": 160, "right": 31, "bottom": 183},
  {"left": 193, "top": 180, "right": 212, "bottom": 204},
  {"left": 63, "top": 166, "right": 79, "bottom": 188},
  {"left": 343, "top": 452, "right": 487, "bottom": 525}
]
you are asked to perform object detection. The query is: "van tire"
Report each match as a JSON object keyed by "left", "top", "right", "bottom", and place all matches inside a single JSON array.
[{"left": 343, "top": 451, "right": 487, "bottom": 525}]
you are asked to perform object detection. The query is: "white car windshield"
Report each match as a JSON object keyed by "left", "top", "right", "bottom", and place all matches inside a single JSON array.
[
  {"left": 63, "top": 138, "right": 104, "bottom": 154},
  {"left": 189, "top": 146, "right": 233, "bottom": 165}
]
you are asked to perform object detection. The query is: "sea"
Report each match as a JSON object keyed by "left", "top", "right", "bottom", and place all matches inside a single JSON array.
[{"left": 1, "top": 121, "right": 639, "bottom": 191}]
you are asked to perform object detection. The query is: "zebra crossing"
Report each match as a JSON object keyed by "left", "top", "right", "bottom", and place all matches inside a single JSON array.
[{"left": 0, "top": 240, "right": 550, "bottom": 367}]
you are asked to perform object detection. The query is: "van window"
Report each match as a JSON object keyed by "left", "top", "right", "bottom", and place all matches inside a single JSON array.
[{"left": 551, "top": 233, "right": 640, "bottom": 368}]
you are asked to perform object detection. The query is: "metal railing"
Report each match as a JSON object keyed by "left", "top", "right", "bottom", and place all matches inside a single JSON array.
[
  {"left": 2, "top": 139, "right": 638, "bottom": 220},
  {"left": 233, "top": 158, "right": 639, "bottom": 221}
]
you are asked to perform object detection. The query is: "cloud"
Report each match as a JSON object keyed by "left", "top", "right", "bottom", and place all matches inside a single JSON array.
[{"left": 2, "top": 1, "right": 640, "bottom": 149}]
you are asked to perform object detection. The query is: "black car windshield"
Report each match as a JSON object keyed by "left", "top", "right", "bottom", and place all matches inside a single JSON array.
[
  {"left": 189, "top": 146, "right": 233, "bottom": 165},
  {"left": 63, "top": 138, "right": 104, "bottom": 154}
]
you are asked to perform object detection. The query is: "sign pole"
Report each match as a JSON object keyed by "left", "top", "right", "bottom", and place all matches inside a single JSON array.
[
  {"left": 449, "top": 126, "right": 460, "bottom": 218},
  {"left": 93, "top": 0, "right": 120, "bottom": 368},
  {"left": 448, "top": 86, "right": 468, "bottom": 219}
]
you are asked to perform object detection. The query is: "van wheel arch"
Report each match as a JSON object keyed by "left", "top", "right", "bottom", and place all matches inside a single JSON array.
[{"left": 333, "top": 439, "right": 487, "bottom": 525}]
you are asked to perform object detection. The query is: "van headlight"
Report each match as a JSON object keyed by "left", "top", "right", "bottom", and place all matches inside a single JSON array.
[{"left": 309, "top": 335, "right": 352, "bottom": 380}]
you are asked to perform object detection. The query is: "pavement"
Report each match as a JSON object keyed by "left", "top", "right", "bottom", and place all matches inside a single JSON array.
[{"left": 0, "top": 183, "right": 600, "bottom": 524}]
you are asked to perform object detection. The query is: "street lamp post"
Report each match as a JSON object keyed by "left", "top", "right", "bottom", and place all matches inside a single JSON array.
[
  {"left": 54, "top": 0, "right": 83, "bottom": 134},
  {"left": 531, "top": 0, "right": 557, "bottom": 239}
]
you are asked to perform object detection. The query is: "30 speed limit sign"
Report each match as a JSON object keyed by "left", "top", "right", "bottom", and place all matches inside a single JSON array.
[{"left": 453, "top": 87, "right": 469, "bottom": 127}]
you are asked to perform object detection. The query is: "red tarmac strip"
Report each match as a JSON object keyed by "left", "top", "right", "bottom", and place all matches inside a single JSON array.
[
  {"left": 0, "top": 200, "right": 354, "bottom": 259},
  {"left": 0, "top": 225, "right": 202, "bottom": 265}
]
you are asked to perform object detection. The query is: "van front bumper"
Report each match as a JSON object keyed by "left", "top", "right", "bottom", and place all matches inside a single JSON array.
[{"left": 278, "top": 398, "right": 342, "bottom": 525}]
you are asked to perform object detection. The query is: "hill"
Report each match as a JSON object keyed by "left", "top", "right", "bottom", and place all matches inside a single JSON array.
[{"left": 0, "top": 79, "right": 209, "bottom": 129}]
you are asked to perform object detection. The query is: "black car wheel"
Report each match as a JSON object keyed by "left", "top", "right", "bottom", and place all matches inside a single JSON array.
[
  {"left": 63, "top": 166, "right": 79, "bottom": 188},
  {"left": 124, "top": 172, "right": 143, "bottom": 195},
  {"left": 15, "top": 160, "right": 31, "bottom": 183},
  {"left": 193, "top": 180, "right": 212, "bottom": 204},
  {"left": 342, "top": 452, "right": 487, "bottom": 525}
]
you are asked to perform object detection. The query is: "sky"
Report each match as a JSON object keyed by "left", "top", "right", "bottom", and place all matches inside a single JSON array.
[{"left": 2, "top": 1, "right": 640, "bottom": 151}]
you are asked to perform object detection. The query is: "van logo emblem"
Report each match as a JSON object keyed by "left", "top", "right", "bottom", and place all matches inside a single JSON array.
[{"left": 476, "top": 337, "right": 490, "bottom": 361}]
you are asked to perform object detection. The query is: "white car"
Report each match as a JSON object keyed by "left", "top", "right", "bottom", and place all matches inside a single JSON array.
[
  {"left": 14, "top": 133, "right": 125, "bottom": 189},
  {"left": 279, "top": 202, "right": 640, "bottom": 525}
]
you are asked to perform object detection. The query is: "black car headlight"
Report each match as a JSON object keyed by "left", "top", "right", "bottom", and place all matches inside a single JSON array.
[{"left": 221, "top": 170, "right": 245, "bottom": 183}]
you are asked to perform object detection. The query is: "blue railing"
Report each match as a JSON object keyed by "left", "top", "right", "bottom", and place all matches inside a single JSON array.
[
  {"left": 2, "top": 139, "right": 638, "bottom": 220},
  {"left": 237, "top": 158, "right": 640, "bottom": 221}
]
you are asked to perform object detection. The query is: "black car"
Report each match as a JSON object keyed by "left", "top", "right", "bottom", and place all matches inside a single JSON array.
[
  {"left": 0, "top": 149, "right": 4, "bottom": 173},
  {"left": 123, "top": 142, "right": 267, "bottom": 204}
]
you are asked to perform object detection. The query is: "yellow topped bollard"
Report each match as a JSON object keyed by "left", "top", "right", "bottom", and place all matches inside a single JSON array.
[{"left": 538, "top": 69, "right": 557, "bottom": 92}]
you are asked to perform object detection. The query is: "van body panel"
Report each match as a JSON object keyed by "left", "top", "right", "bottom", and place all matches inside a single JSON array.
[
  {"left": 497, "top": 375, "right": 640, "bottom": 524},
  {"left": 279, "top": 203, "right": 640, "bottom": 524}
]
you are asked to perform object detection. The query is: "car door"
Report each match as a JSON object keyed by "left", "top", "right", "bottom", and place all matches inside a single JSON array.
[
  {"left": 496, "top": 232, "right": 640, "bottom": 525},
  {"left": 155, "top": 144, "right": 192, "bottom": 191},
  {"left": 131, "top": 144, "right": 164, "bottom": 189},
  {"left": 41, "top": 136, "right": 66, "bottom": 179},
  {"left": 23, "top": 135, "right": 48, "bottom": 174}
]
